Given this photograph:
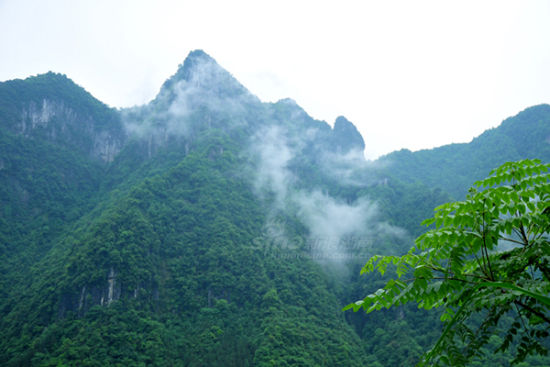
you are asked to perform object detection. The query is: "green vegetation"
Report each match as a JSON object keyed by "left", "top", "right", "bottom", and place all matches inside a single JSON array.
[
  {"left": 1, "top": 52, "right": 549, "bottom": 366},
  {"left": 347, "top": 159, "right": 550, "bottom": 365},
  {"left": 379, "top": 105, "right": 550, "bottom": 199}
]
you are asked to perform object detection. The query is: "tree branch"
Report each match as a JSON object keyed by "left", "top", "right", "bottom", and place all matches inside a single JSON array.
[
  {"left": 500, "top": 237, "right": 527, "bottom": 246},
  {"left": 515, "top": 300, "right": 550, "bottom": 325},
  {"left": 518, "top": 222, "right": 530, "bottom": 246},
  {"left": 481, "top": 205, "right": 495, "bottom": 280}
]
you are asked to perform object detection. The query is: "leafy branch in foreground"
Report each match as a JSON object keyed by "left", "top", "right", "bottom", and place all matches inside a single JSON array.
[{"left": 346, "top": 159, "right": 550, "bottom": 365}]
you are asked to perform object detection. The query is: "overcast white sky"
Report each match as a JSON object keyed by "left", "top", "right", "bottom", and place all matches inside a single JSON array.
[{"left": 1, "top": 0, "right": 549, "bottom": 159}]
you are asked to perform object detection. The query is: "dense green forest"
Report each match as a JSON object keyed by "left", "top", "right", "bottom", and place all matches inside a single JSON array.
[{"left": 0, "top": 50, "right": 548, "bottom": 366}]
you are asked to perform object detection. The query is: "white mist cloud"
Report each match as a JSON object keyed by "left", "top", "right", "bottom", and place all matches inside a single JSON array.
[
  {"left": 294, "top": 190, "right": 378, "bottom": 259},
  {"left": 318, "top": 148, "right": 371, "bottom": 187},
  {"left": 250, "top": 122, "right": 406, "bottom": 262},
  {"left": 250, "top": 125, "right": 295, "bottom": 206},
  {"left": 295, "top": 191, "right": 375, "bottom": 238}
]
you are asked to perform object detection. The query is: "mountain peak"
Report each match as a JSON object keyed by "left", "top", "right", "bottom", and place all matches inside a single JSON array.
[
  {"left": 156, "top": 50, "right": 253, "bottom": 104},
  {"left": 173, "top": 49, "right": 238, "bottom": 89},
  {"left": 187, "top": 49, "right": 211, "bottom": 59},
  {"left": 332, "top": 116, "right": 365, "bottom": 153},
  {"left": 178, "top": 49, "right": 217, "bottom": 81}
]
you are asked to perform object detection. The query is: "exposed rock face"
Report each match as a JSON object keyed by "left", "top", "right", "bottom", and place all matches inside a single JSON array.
[
  {"left": 20, "top": 99, "right": 76, "bottom": 137},
  {"left": 18, "top": 98, "right": 124, "bottom": 162},
  {"left": 0, "top": 72, "right": 126, "bottom": 163},
  {"left": 93, "top": 130, "right": 122, "bottom": 163},
  {"left": 61, "top": 268, "right": 124, "bottom": 317},
  {"left": 104, "top": 267, "right": 119, "bottom": 306}
]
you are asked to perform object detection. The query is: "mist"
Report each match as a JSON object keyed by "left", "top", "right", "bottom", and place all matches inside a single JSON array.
[{"left": 249, "top": 122, "right": 406, "bottom": 263}]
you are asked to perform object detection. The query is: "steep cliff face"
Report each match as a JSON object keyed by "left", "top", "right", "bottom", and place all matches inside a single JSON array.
[
  {"left": 17, "top": 98, "right": 123, "bottom": 162},
  {"left": 0, "top": 72, "right": 125, "bottom": 162}
]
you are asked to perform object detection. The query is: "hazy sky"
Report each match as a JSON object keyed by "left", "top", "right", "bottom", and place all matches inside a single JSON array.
[{"left": 1, "top": 0, "right": 549, "bottom": 159}]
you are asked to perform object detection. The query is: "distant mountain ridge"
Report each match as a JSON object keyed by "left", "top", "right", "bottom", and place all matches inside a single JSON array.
[{"left": 379, "top": 104, "right": 550, "bottom": 198}]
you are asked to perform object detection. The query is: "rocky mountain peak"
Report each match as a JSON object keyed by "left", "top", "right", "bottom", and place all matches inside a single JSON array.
[
  {"left": 158, "top": 50, "right": 252, "bottom": 101},
  {"left": 332, "top": 116, "right": 365, "bottom": 154},
  {"left": 178, "top": 49, "right": 217, "bottom": 81}
]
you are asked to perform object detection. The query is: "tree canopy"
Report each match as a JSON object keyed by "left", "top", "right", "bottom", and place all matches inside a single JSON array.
[{"left": 346, "top": 159, "right": 550, "bottom": 365}]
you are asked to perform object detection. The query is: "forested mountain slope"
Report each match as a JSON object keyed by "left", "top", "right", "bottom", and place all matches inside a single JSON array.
[
  {"left": 0, "top": 50, "right": 548, "bottom": 366},
  {"left": 379, "top": 104, "right": 550, "bottom": 199}
]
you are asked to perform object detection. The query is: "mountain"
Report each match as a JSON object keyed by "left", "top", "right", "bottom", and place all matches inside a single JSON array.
[
  {"left": 379, "top": 104, "right": 550, "bottom": 199},
  {"left": 0, "top": 50, "right": 548, "bottom": 366},
  {"left": 0, "top": 52, "right": 377, "bottom": 366},
  {"left": 0, "top": 72, "right": 125, "bottom": 162}
]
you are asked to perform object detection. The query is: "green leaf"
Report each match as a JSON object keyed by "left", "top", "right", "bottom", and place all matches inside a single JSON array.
[{"left": 348, "top": 159, "right": 550, "bottom": 365}]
